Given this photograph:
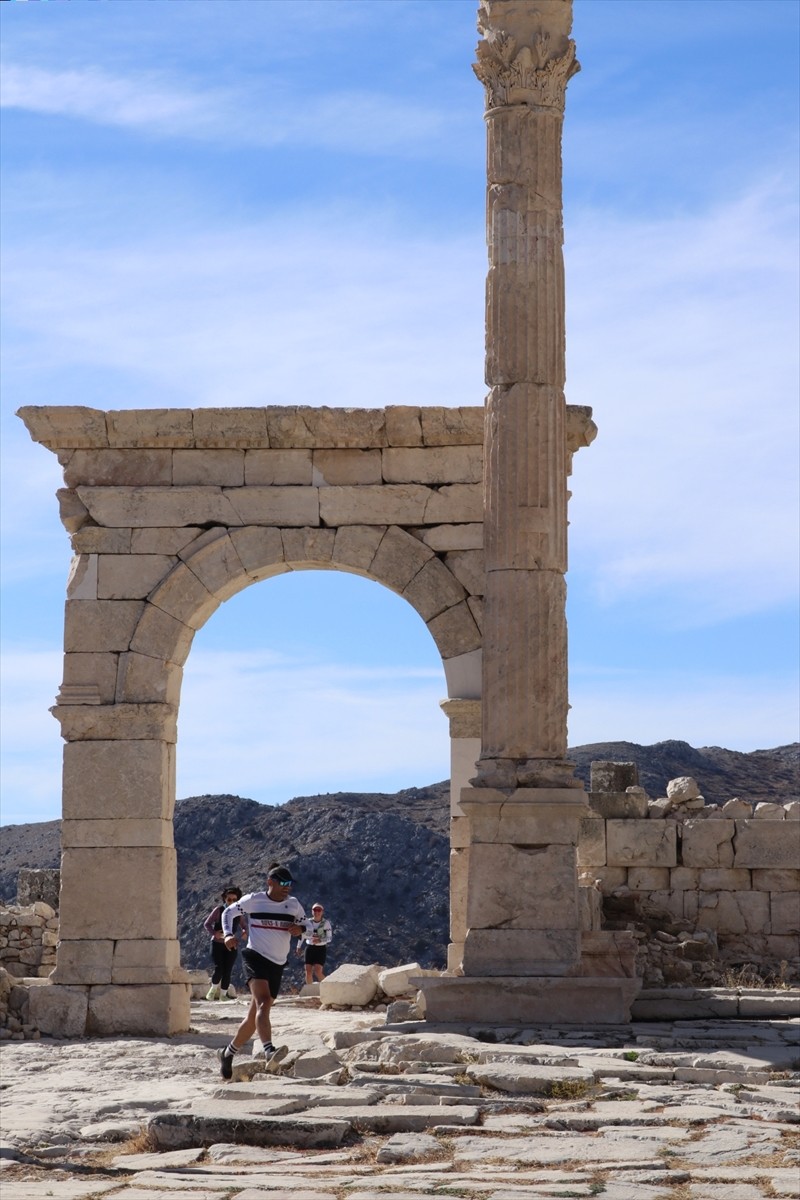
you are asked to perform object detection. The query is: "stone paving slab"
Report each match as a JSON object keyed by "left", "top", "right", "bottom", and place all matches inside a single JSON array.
[
  {"left": 148, "top": 1108, "right": 351, "bottom": 1150},
  {"left": 293, "top": 1102, "right": 481, "bottom": 1132}
]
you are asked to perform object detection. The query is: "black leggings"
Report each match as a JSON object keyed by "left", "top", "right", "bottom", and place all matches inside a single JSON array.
[{"left": 210, "top": 940, "right": 238, "bottom": 990}]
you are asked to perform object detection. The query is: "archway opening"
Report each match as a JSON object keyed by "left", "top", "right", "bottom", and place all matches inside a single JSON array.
[{"left": 176, "top": 569, "right": 452, "bottom": 983}]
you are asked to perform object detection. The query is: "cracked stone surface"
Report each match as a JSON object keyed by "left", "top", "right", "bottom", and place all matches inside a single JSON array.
[{"left": 0, "top": 995, "right": 798, "bottom": 1198}]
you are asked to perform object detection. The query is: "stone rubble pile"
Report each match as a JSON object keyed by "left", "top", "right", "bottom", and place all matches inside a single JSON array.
[{"left": 0, "top": 901, "right": 58, "bottom": 981}]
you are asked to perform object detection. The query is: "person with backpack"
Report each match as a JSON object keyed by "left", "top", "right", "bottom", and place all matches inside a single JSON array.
[{"left": 296, "top": 901, "right": 333, "bottom": 984}]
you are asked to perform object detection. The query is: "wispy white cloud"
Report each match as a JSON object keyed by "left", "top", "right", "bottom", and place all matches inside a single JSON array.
[
  {"left": 566, "top": 180, "right": 799, "bottom": 622},
  {"left": 0, "top": 61, "right": 458, "bottom": 156}
]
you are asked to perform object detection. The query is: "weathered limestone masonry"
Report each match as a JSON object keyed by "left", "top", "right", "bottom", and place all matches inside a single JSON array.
[
  {"left": 581, "top": 772, "right": 800, "bottom": 983},
  {"left": 418, "top": 0, "right": 638, "bottom": 1025},
  {"left": 17, "top": 401, "right": 596, "bottom": 1036}
]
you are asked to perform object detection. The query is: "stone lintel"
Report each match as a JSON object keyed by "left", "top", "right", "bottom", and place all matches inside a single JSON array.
[{"left": 416, "top": 975, "right": 639, "bottom": 1025}]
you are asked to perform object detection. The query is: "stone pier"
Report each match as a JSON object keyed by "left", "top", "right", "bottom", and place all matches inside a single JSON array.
[{"left": 418, "top": 0, "right": 638, "bottom": 1023}]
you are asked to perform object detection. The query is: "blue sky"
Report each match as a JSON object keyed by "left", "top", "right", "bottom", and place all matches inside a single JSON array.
[{"left": 1, "top": 0, "right": 798, "bottom": 827}]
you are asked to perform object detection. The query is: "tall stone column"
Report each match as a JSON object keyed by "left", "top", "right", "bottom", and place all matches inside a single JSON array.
[{"left": 474, "top": 0, "right": 580, "bottom": 792}]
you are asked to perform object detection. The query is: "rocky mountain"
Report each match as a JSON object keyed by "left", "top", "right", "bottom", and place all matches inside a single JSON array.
[{"left": 0, "top": 742, "right": 795, "bottom": 988}]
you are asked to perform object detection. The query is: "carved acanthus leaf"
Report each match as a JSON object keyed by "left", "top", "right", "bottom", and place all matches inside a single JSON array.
[{"left": 473, "top": 32, "right": 579, "bottom": 109}]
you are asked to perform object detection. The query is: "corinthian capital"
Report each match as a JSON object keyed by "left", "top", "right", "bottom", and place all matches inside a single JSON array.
[{"left": 474, "top": 0, "right": 579, "bottom": 110}]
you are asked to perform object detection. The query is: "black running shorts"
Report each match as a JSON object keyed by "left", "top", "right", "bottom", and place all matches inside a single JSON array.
[
  {"left": 241, "top": 948, "right": 285, "bottom": 999},
  {"left": 304, "top": 945, "right": 327, "bottom": 966}
]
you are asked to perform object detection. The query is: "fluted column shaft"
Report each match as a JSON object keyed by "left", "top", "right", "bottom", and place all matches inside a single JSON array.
[{"left": 473, "top": 0, "right": 579, "bottom": 790}]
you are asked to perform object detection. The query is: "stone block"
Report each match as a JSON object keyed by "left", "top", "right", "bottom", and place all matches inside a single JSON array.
[
  {"left": 734, "top": 820, "right": 800, "bottom": 868},
  {"left": 244, "top": 449, "right": 313, "bottom": 484},
  {"left": 63, "top": 448, "right": 172, "bottom": 487},
  {"left": 449, "top": 847, "right": 469, "bottom": 945},
  {"left": 78, "top": 485, "right": 242, "bottom": 527},
  {"left": 667, "top": 776, "right": 702, "bottom": 802},
  {"left": 462, "top": 928, "right": 581, "bottom": 976},
  {"left": 106, "top": 408, "right": 194, "bottom": 447},
  {"left": 148, "top": 563, "right": 219, "bottom": 629},
  {"left": 466, "top": 843, "right": 577, "bottom": 931},
  {"left": 67, "top": 553, "right": 98, "bottom": 599},
  {"left": 770, "top": 892, "right": 800, "bottom": 935},
  {"left": 173, "top": 449, "right": 244, "bottom": 486},
  {"left": 266, "top": 405, "right": 386, "bottom": 449},
  {"left": 385, "top": 406, "right": 423, "bottom": 447},
  {"left": 721, "top": 799, "right": 753, "bottom": 817},
  {"left": 60, "top": 652, "right": 119, "bottom": 705},
  {"left": 442, "top": 648, "right": 481, "bottom": 700},
  {"left": 588, "top": 790, "right": 648, "bottom": 819},
  {"left": 647, "top": 889, "right": 685, "bottom": 920},
  {"left": 419, "top": 407, "right": 483, "bottom": 446},
  {"left": 579, "top": 881, "right": 603, "bottom": 932},
  {"left": 680, "top": 820, "right": 735, "bottom": 868},
  {"left": 51, "top": 940, "right": 113, "bottom": 985},
  {"left": 97, "top": 555, "right": 175, "bottom": 600},
  {"left": 462, "top": 789, "right": 585, "bottom": 846},
  {"left": 281, "top": 527, "right": 336, "bottom": 567},
  {"left": 403, "top": 556, "right": 466, "bottom": 621},
  {"left": 427, "top": 601, "right": 481, "bottom": 658},
  {"left": 63, "top": 743, "right": 174, "bottom": 821},
  {"left": 606, "top": 820, "right": 677, "bottom": 867},
  {"left": 131, "top": 527, "right": 203, "bottom": 554},
  {"left": 418, "top": 524, "right": 483, "bottom": 551},
  {"left": 61, "top": 818, "right": 174, "bottom": 848},
  {"left": 224, "top": 485, "right": 319, "bottom": 526},
  {"left": 87, "top": 982, "right": 191, "bottom": 1035},
  {"left": 320, "top": 484, "right": 429, "bottom": 526},
  {"left": 179, "top": 530, "right": 248, "bottom": 600},
  {"left": 71, "top": 527, "right": 132, "bottom": 554},
  {"left": 577, "top": 816, "right": 606, "bottom": 867},
  {"left": 590, "top": 761, "right": 639, "bottom": 793},
  {"left": 370, "top": 525, "right": 433, "bottom": 592},
  {"left": 442, "top": 549, "right": 485, "bottom": 597},
  {"left": 116, "top": 652, "right": 182, "bottom": 705},
  {"left": 697, "top": 890, "right": 770, "bottom": 934},
  {"left": 112, "top": 938, "right": 182, "bottom": 984},
  {"left": 28, "top": 983, "right": 88, "bottom": 1036},
  {"left": 312, "top": 449, "right": 381, "bottom": 485},
  {"left": 378, "top": 963, "right": 424, "bottom": 997},
  {"left": 670, "top": 866, "right": 700, "bottom": 890},
  {"left": 423, "top": 483, "right": 483, "bottom": 524},
  {"left": 786, "top": 801, "right": 800, "bottom": 819},
  {"left": 766, "top": 935, "right": 800, "bottom": 959},
  {"left": 752, "top": 868, "right": 800, "bottom": 891},
  {"left": 19, "top": 404, "right": 109, "bottom": 449},
  {"left": 627, "top": 867, "right": 670, "bottom": 890},
  {"left": 64, "top": 600, "right": 144, "bottom": 652},
  {"left": 420, "top": 974, "right": 638, "bottom": 1024},
  {"left": 53, "top": 702, "right": 176, "bottom": 743},
  {"left": 697, "top": 868, "right": 751, "bottom": 890},
  {"left": 331, "top": 524, "right": 385, "bottom": 573},
  {"left": 229, "top": 526, "right": 288, "bottom": 580},
  {"left": 319, "top": 963, "right": 381, "bottom": 1007},
  {"left": 191, "top": 407, "right": 268, "bottom": 447},
  {"left": 59, "top": 847, "right": 178, "bottom": 940},
  {"left": 754, "top": 802, "right": 785, "bottom": 819},
  {"left": 382, "top": 446, "right": 482, "bottom": 485},
  {"left": 129, "top": 604, "right": 194, "bottom": 665}
]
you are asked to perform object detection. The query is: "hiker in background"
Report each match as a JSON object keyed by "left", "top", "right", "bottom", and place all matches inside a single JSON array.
[
  {"left": 296, "top": 901, "right": 333, "bottom": 984},
  {"left": 203, "top": 886, "right": 245, "bottom": 1001},
  {"left": 217, "top": 863, "right": 305, "bottom": 1080}
]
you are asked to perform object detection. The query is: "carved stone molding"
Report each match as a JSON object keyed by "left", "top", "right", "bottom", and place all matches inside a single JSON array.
[{"left": 474, "top": 30, "right": 579, "bottom": 110}]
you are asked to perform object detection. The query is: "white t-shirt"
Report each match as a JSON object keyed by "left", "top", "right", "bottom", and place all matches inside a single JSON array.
[{"left": 222, "top": 891, "right": 305, "bottom": 965}]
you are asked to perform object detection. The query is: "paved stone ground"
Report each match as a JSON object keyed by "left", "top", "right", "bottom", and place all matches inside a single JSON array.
[{"left": 0, "top": 995, "right": 798, "bottom": 1199}]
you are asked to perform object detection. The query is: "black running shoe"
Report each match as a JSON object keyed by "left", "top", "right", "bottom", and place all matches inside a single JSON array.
[{"left": 218, "top": 1046, "right": 234, "bottom": 1081}]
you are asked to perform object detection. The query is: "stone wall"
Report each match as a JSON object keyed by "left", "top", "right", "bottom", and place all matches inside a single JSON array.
[
  {"left": 579, "top": 794, "right": 800, "bottom": 986},
  {"left": 0, "top": 900, "right": 59, "bottom": 980}
]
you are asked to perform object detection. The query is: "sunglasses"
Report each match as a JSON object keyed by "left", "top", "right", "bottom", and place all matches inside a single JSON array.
[{"left": 269, "top": 878, "right": 292, "bottom": 888}]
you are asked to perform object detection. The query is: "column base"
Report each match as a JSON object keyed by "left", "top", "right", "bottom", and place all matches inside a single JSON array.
[
  {"left": 416, "top": 974, "right": 641, "bottom": 1025},
  {"left": 27, "top": 980, "right": 191, "bottom": 1037}
]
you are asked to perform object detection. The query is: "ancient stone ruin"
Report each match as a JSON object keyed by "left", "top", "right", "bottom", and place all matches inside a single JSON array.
[{"left": 17, "top": 0, "right": 645, "bottom": 1036}]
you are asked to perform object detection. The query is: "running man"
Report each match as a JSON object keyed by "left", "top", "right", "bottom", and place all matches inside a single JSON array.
[{"left": 217, "top": 862, "right": 305, "bottom": 1080}]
